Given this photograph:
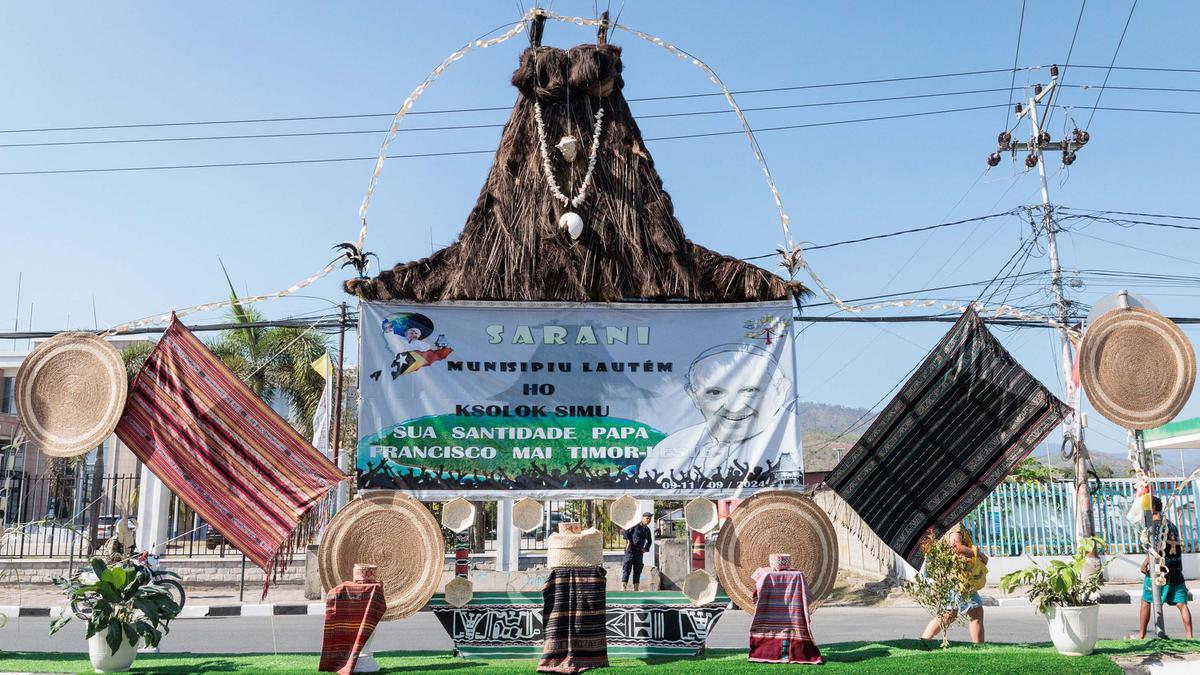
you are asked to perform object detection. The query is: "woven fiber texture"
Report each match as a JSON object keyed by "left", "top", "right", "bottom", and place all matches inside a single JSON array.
[
  {"left": 714, "top": 490, "right": 837, "bottom": 614},
  {"left": 319, "top": 492, "right": 443, "bottom": 621},
  {"left": 547, "top": 528, "right": 604, "bottom": 568},
  {"left": 1080, "top": 306, "right": 1196, "bottom": 430},
  {"left": 16, "top": 332, "right": 127, "bottom": 458}
]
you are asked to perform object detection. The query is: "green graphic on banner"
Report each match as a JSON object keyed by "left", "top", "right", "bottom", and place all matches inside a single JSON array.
[{"left": 358, "top": 414, "right": 668, "bottom": 479}]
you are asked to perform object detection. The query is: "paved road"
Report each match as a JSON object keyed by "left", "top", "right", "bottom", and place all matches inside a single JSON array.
[{"left": 2, "top": 605, "right": 1191, "bottom": 654}]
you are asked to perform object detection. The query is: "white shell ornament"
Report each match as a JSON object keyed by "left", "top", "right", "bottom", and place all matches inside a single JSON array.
[
  {"left": 559, "top": 212, "right": 584, "bottom": 240},
  {"left": 555, "top": 135, "right": 579, "bottom": 162}
]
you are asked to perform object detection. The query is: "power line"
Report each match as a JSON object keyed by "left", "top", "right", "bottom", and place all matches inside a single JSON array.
[
  {"left": 1, "top": 103, "right": 1194, "bottom": 177},
  {"left": 1043, "top": 0, "right": 1087, "bottom": 130},
  {"left": 3, "top": 63, "right": 1196, "bottom": 137},
  {"left": 1085, "top": 0, "right": 1139, "bottom": 131},
  {"left": 0, "top": 104, "right": 1014, "bottom": 177},
  {"left": 1005, "top": 0, "right": 1027, "bottom": 125},
  {"left": 742, "top": 210, "right": 1019, "bottom": 261},
  {"left": 0, "top": 88, "right": 1027, "bottom": 150},
  {"left": 1060, "top": 207, "right": 1200, "bottom": 222}
]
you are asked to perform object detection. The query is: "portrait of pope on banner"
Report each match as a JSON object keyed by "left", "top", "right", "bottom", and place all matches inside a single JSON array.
[{"left": 639, "top": 343, "right": 798, "bottom": 483}]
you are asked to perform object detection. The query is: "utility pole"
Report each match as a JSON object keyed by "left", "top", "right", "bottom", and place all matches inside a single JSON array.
[
  {"left": 985, "top": 63, "right": 1116, "bottom": 604},
  {"left": 332, "top": 302, "right": 349, "bottom": 510}
]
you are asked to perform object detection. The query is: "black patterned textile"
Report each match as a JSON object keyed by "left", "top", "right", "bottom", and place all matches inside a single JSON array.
[
  {"left": 825, "top": 308, "right": 1068, "bottom": 568},
  {"left": 538, "top": 567, "right": 608, "bottom": 673}
]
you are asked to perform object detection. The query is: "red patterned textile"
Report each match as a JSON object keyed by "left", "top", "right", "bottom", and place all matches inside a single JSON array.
[
  {"left": 116, "top": 319, "right": 343, "bottom": 593},
  {"left": 319, "top": 581, "right": 387, "bottom": 674},
  {"left": 748, "top": 567, "right": 823, "bottom": 664}
]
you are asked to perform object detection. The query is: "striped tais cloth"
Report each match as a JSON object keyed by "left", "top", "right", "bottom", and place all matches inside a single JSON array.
[
  {"left": 116, "top": 318, "right": 343, "bottom": 592},
  {"left": 749, "top": 568, "right": 822, "bottom": 664},
  {"left": 825, "top": 307, "right": 1067, "bottom": 568},
  {"left": 539, "top": 567, "right": 608, "bottom": 673},
  {"left": 319, "top": 581, "right": 386, "bottom": 675}
]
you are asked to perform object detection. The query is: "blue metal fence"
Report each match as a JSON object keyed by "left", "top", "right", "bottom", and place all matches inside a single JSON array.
[{"left": 963, "top": 479, "right": 1200, "bottom": 558}]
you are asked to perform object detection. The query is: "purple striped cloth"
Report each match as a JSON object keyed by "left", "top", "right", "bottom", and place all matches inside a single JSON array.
[{"left": 748, "top": 567, "right": 822, "bottom": 664}]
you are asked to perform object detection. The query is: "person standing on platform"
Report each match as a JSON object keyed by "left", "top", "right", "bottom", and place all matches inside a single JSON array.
[{"left": 622, "top": 512, "right": 653, "bottom": 591}]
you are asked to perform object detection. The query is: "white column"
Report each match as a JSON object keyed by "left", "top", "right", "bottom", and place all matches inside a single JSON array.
[
  {"left": 638, "top": 498, "right": 656, "bottom": 566},
  {"left": 496, "top": 499, "right": 520, "bottom": 572},
  {"left": 135, "top": 468, "right": 171, "bottom": 555}
]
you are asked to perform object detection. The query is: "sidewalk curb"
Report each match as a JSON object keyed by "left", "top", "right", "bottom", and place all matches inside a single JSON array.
[{"left": 0, "top": 603, "right": 327, "bottom": 620}]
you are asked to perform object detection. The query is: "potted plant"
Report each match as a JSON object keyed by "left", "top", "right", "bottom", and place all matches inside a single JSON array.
[
  {"left": 50, "top": 557, "right": 182, "bottom": 673},
  {"left": 999, "top": 536, "right": 1106, "bottom": 656}
]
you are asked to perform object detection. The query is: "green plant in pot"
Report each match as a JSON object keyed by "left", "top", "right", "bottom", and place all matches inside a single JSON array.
[
  {"left": 1000, "top": 536, "right": 1106, "bottom": 656},
  {"left": 50, "top": 557, "right": 182, "bottom": 673}
]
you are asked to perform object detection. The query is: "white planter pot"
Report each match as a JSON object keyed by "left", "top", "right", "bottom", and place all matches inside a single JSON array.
[
  {"left": 88, "top": 627, "right": 138, "bottom": 673},
  {"left": 1044, "top": 604, "right": 1100, "bottom": 656}
]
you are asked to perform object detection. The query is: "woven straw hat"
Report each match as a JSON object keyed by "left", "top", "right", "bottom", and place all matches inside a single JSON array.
[
  {"left": 444, "top": 576, "right": 474, "bottom": 607},
  {"left": 714, "top": 490, "right": 838, "bottom": 614},
  {"left": 682, "top": 569, "right": 719, "bottom": 605},
  {"left": 684, "top": 498, "right": 719, "bottom": 534},
  {"left": 319, "top": 492, "right": 442, "bottom": 620},
  {"left": 512, "top": 497, "right": 544, "bottom": 533},
  {"left": 15, "top": 332, "right": 128, "bottom": 458},
  {"left": 546, "top": 527, "right": 603, "bottom": 568},
  {"left": 610, "top": 495, "right": 641, "bottom": 530},
  {"left": 1080, "top": 306, "right": 1196, "bottom": 430},
  {"left": 441, "top": 497, "right": 476, "bottom": 534}
]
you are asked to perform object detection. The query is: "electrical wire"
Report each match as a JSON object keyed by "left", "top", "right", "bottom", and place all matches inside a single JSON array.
[
  {"left": 1004, "top": 0, "right": 1027, "bottom": 126},
  {"left": 1043, "top": 0, "right": 1087, "bottom": 130},
  {"left": 1085, "top": 0, "right": 1139, "bottom": 130}
]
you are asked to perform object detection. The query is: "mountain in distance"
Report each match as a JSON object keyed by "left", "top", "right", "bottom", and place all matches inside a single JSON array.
[{"left": 798, "top": 401, "right": 876, "bottom": 473}]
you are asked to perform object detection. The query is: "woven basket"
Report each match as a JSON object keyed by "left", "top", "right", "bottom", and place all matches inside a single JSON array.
[
  {"left": 714, "top": 490, "right": 838, "bottom": 614},
  {"left": 319, "top": 492, "right": 442, "bottom": 621},
  {"left": 15, "top": 332, "right": 128, "bottom": 458},
  {"left": 546, "top": 527, "right": 603, "bottom": 568},
  {"left": 1080, "top": 306, "right": 1196, "bottom": 430}
]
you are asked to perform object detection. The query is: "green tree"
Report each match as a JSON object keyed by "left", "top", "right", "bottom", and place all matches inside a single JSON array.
[{"left": 1006, "top": 457, "right": 1066, "bottom": 484}]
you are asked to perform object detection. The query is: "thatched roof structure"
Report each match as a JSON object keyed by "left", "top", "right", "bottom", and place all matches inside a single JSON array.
[{"left": 347, "top": 25, "right": 804, "bottom": 304}]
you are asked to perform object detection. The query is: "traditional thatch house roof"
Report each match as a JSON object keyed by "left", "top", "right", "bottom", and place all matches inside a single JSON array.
[{"left": 347, "top": 24, "right": 804, "bottom": 304}]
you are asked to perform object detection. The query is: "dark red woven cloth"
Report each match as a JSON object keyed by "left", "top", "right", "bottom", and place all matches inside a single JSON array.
[
  {"left": 319, "top": 581, "right": 387, "bottom": 675},
  {"left": 749, "top": 568, "right": 822, "bottom": 664},
  {"left": 539, "top": 567, "right": 608, "bottom": 673},
  {"left": 116, "top": 319, "right": 343, "bottom": 593}
]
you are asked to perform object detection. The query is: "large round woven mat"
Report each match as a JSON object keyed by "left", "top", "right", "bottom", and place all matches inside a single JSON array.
[
  {"left": 714, "top": 490, "right": 838, "bottom": 614},
  {"left": 319, "top": 492, "right": 442, "bottom": 621},
  {"left": 15, "top": 332, "right": 127, "bottom": 458},
  {"left": 1080, "top": 307, "right": 1196, "bottom": 430}
]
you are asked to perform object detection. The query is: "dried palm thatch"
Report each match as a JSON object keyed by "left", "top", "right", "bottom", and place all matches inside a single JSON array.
[{"left": 347, "top": 33, "right": 805, "bottom": 304}]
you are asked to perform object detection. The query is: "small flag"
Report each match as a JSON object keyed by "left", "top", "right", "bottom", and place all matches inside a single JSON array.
[{"left": 311, "top": 353, "right": 334, "bottom": 457}]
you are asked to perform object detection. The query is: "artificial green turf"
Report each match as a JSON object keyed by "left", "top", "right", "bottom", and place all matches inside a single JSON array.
[{"left": 1, "top": 640, "right": 1197, "bottom": 673}]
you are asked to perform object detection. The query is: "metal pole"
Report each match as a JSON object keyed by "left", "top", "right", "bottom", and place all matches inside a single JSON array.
[
  {"left": 1136, "top": 430, "right": 1167, "bottom": 638},
  {"left": 332, "top": 302, "right": 349, "bottom": 510},
  {"left": 1024, "top": 77, "right": 1096, "bottom": 554},
  {"left": 239, "top": 553, "right": 247, "bottom": 603}
]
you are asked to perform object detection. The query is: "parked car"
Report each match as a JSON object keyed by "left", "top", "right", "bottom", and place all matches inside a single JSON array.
[
  {"left": 0, "top": 522, "right": 90, "bottom": 556},
  {"left": 206, "top": 527, "right": 226, "bottom": 550},
  {"left": 95, "top": 514, "right": 136, "bottom": 541}
]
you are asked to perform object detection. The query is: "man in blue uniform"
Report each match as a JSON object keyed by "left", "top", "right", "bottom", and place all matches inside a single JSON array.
[{"left": 622, "top": 512, "right": 653, "bottom": 591}]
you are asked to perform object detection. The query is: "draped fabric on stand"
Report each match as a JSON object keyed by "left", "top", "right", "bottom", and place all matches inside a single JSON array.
[
  {"left": 825, "top": 308, "right": 1068, "bottom": 568},
  {"left": 116, "top": 318, "right": 344, "bottom": 592},
  {"left": 749, "top": 568, "right": 822, "bottom": 664},
  {"left": 539, "top": 567, "right": 609, "bottom": 673},
  {"left": 319, "top": 581, "right": 387, "bottom": 675}
]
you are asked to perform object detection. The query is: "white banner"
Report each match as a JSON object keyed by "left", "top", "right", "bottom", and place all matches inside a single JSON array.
[{"left": 357, "top": 301, "right": 803, "bottom": 498}]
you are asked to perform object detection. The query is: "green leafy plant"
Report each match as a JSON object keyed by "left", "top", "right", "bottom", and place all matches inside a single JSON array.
[
  {"left": 903, "top": 532, "right": 971, "bottom": 648},
  {"left": 49, "top": 557, "right": 182, "bottom": 655},
  {"left": 999, "top": 536, "right": 1106, "bottom": 614}
]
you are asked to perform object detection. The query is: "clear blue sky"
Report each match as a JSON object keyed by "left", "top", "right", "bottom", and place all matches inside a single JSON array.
[{"left": 2, "top": 2, "right": 1198, "bottom": 466}]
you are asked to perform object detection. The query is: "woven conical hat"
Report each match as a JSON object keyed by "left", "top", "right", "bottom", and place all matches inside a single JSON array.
[
  {"left": 1080, "top": 307, "right": 1196, "bottom": 430},
  {"left": 714, "top": 490, "right": 838, "bottom": 614},
  {"left": 319, "top": 493, "right": 442, "bottom": 620},
  {"left": 15, "top": 332, "right": 127, "bottom": 458}
]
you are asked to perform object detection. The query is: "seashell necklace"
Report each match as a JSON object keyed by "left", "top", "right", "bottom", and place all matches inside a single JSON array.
[{"left": 533, "top": 99, "right": 605, "bottom": 240}]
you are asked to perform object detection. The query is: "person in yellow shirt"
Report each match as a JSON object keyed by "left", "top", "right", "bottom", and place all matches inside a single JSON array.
[{"left": 921, "top": 522, "right": 989, "bottom": 644}]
